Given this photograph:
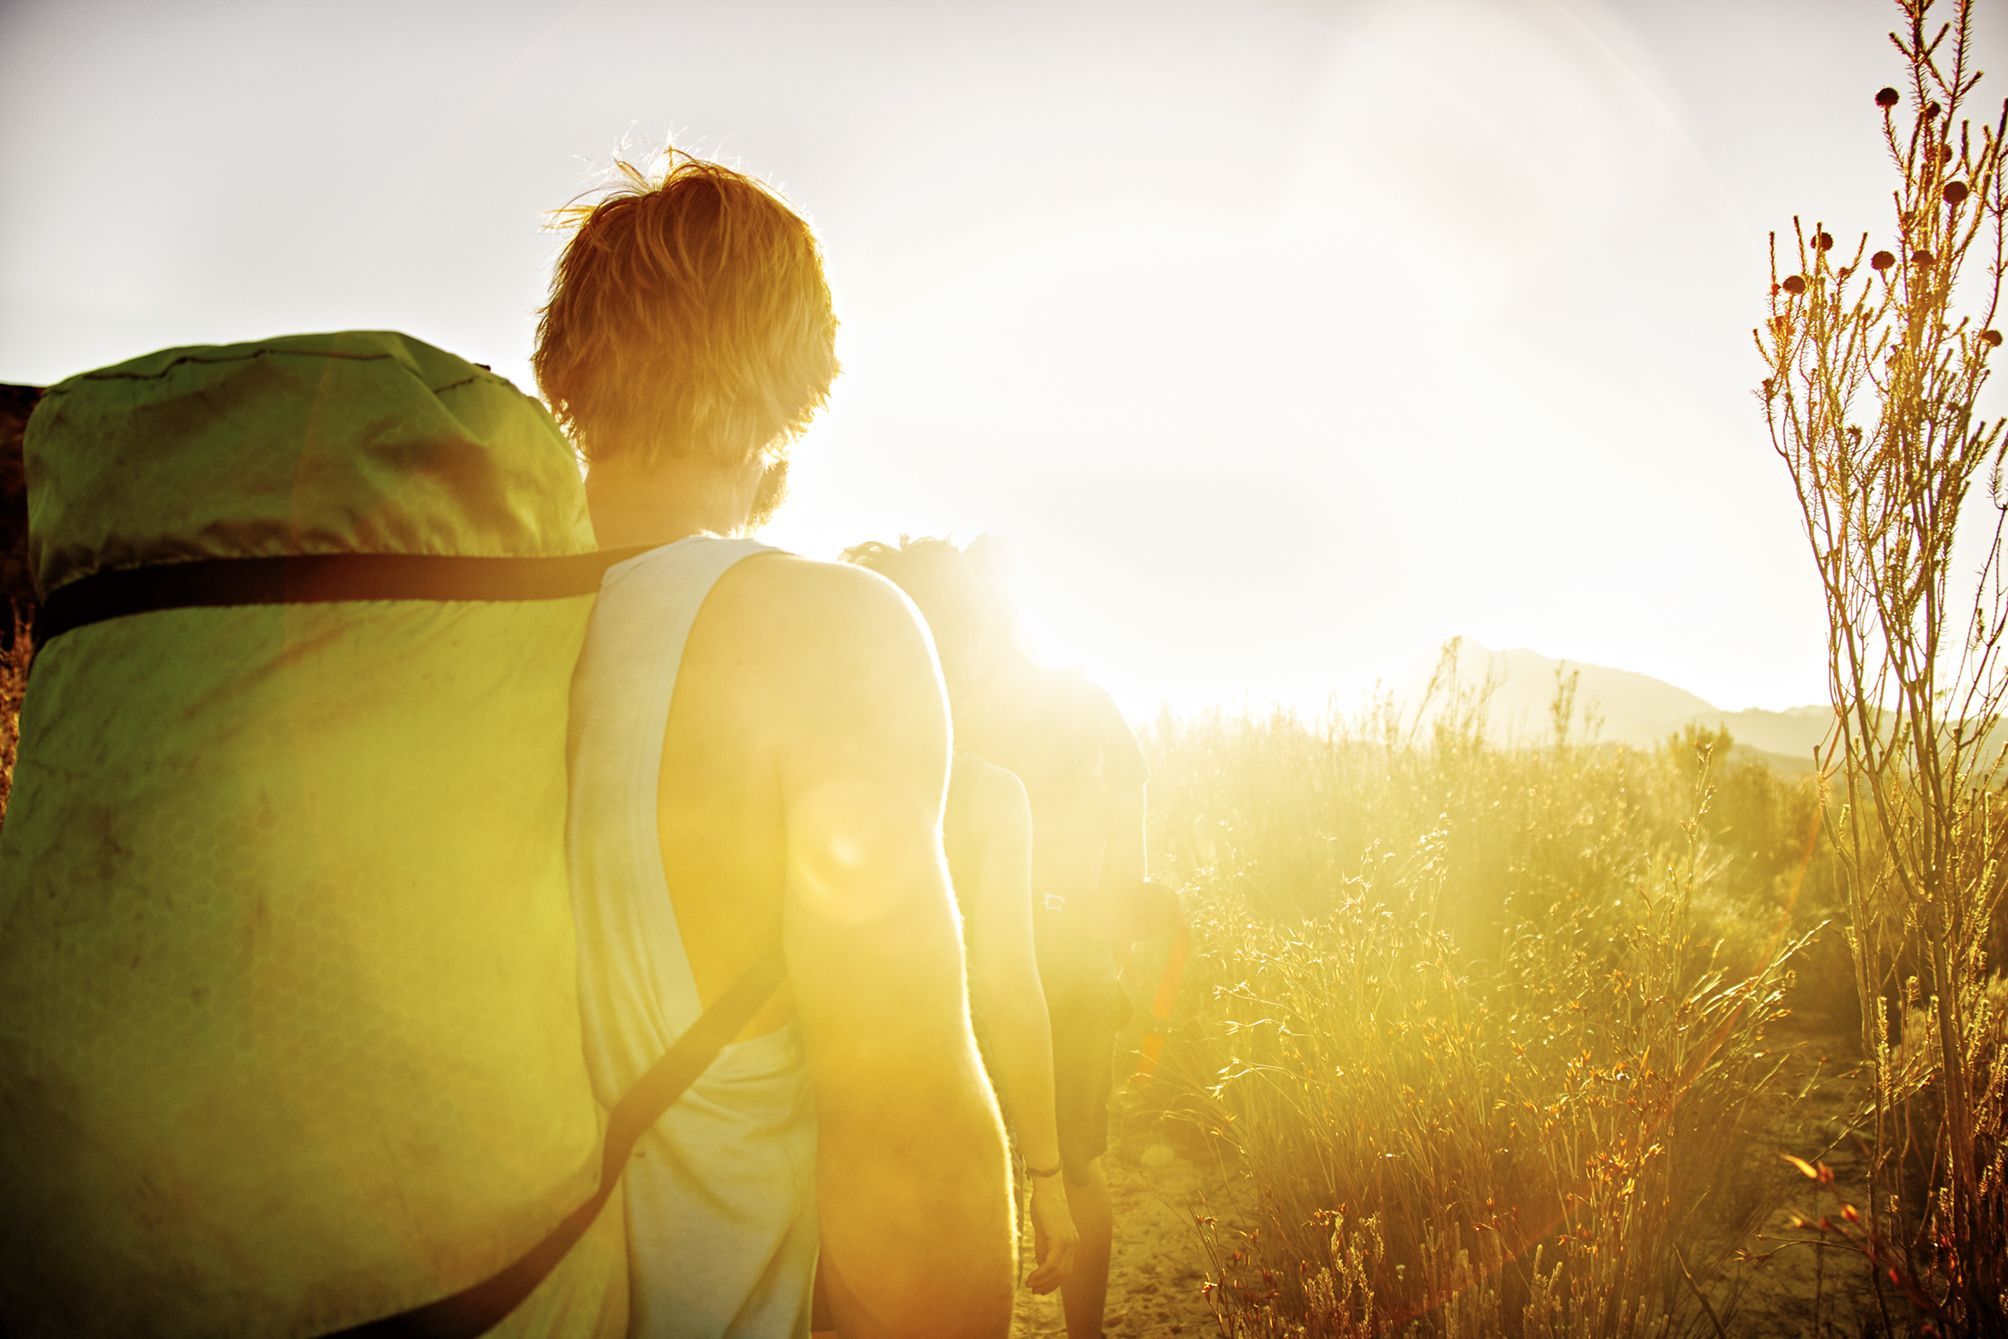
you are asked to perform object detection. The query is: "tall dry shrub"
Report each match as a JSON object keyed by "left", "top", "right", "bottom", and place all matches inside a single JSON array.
[{"left": 1756, "top": 0, "right": 2008, "bottom": 1329}]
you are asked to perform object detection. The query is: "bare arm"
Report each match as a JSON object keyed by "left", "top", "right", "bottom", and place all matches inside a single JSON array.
[
  {"left": 1103, "top": 779, "right": 1183, "bottom": 941},
  {"left": 949, "top": 764, "right": 1058, "bottom": 1167},
  {"left": 947, "top": 762, "right": 1077, "bottom": 1292},
  {"left": 1093, "top": 691, "right": 1175, "bottom": 942},
  {"left": 773, "top": 565, "right": 1014, "bottom": 1338},
  {"left": 1101, "top": 779, "right": 1147, "bottom": 897},
  {"left": 1053, "top": 776, "right": 1160, "bottom": 946}
]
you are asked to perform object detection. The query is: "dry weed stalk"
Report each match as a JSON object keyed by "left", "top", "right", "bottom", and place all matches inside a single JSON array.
[{"left": 1756, "top": 0, "right": 2008, "bottom": 1329}]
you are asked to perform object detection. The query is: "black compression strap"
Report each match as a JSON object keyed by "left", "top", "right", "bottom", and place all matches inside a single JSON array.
[
  {"left": 33, "top": 549, "right": 652, "bottom": 643},
  {"left": 329, "top": 944, "right": 786, "bottom": 1339}
]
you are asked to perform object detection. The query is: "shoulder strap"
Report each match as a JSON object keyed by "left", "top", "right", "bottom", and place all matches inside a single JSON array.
[
  {"left": 32, "top": 547, "right": 655, "bottom": 642},
  {"left": 329, "top": 942, "right": 787, "bottom": 1338}
]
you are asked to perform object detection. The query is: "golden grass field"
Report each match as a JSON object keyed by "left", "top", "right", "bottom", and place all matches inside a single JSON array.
[{"left": 1074, "top": 667, "right": 1891, "bottom": 1338}]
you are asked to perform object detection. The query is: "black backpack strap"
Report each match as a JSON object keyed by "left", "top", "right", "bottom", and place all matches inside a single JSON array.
[
  {"left": 330, "top": 942, "right": 788, "bottom": 1338},
  {"left": 32, "top": 547, "right": 656, "bottom": 643}
]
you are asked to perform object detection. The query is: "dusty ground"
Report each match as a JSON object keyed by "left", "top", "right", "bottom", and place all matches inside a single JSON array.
[
  {"left": 1009, "top": 1083, "right": 1223, "bottom": 1337},
  {"left": 1715, "top": 1018, "right": 1885, "bottom": 1337}
]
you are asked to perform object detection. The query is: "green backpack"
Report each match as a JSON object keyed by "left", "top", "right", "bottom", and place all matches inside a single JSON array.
[{"left": 0, "top": 332, "right": 777, "bottom": 1337}]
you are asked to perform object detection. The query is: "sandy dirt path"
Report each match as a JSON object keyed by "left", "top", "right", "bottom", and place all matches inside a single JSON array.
[
  {"left": 1010, "top": 1084, "right": 1222, "bottom": 1337},
  {"left": 1717, "top": 1019, "right": 1883, "bottom": 1337}
]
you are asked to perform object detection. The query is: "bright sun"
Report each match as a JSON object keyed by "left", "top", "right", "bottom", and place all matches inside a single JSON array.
[{"left": 764, "top": 0, "right": 1806, "bottom": 719}]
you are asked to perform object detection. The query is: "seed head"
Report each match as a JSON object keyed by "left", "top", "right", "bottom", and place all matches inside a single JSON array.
[
  {"left": 1871, "top": 250, "right": 1896, "bottom": 271},
  {"left": 1813, "top": 231, "right": 1834, "bottom": 251},
  {"left": 1914, "top": 248, "right": 1935, "bottom": 267},
  {"left": 1943, "top": 181, "right": 1969, "bottom": 206},
  {"left": 1983, "top": 330, "right": 2004, "bottom": 348},
  {"left": 1876, "top": 87, "right": 1901, "bottom": 108},
  {"left": 1925, "top": 101, "right": 1941, "bottom": 119},
  {"left": 1782, "top": 275, "right": 1806, "bottom": 295}
]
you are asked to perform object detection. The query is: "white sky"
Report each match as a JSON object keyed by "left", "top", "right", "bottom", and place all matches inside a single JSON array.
[{"left": 2, "top": 0, "right": 2002, "bottom": 717}]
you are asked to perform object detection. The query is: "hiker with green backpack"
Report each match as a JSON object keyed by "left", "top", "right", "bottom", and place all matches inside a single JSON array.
[
  {"left": 543, "top": 151, "right": 1015, "bottom": 1337},
  {"left": 0, "top": 146, "right": 1017, "bottom": 1337}
]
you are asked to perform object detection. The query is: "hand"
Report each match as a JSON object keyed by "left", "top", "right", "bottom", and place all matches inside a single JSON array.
[{"left": 1024, "top": 1173, "right": 1078, "bottom": 1294}]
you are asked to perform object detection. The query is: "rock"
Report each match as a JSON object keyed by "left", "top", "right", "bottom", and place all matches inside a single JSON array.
[{"left": 1140, "top": 1143, "right": 1178, "bottom": 1170}]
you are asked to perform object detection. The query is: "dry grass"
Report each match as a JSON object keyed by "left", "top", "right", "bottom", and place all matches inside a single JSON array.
[{"left": 1138, "top": 660, "right": 1843, "bottom": 1337}]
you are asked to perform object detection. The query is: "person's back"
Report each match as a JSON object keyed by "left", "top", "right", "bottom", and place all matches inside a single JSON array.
[
  {"left": 569, "top": 536, "right": 817, "bottom": 1334},
  {"left": 539, "top": 148, "right": 1015, "bottom": 1338}
]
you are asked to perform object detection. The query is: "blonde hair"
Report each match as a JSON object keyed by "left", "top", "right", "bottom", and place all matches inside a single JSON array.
[{"left": 533, "top": 148, "right": 838, "bottom": 470}]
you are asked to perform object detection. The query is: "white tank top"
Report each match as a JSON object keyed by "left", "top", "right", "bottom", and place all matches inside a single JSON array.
[{"left": 567, "top": 535, "right": 818, "bottom": 1338}]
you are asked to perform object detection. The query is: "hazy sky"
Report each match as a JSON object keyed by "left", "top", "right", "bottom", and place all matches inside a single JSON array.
[{"left": 2, "top": 0, "right": 2002, "bottom": 717}]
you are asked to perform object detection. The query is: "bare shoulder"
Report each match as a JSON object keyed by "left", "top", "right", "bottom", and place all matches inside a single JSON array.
[
  {"left": 711, "top": 551, "right": 934, "bottom": 669},
  {"left": 711, "top": 549, "right": 894, "bottom": 615},
  {"left": 703, "top": 550, "right": 948, "bottom": 772}
]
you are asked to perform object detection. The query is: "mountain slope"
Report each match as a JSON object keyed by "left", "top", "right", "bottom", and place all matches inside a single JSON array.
[{"left": 1423, "top": 642, "right": 1832, "bottom": 764}]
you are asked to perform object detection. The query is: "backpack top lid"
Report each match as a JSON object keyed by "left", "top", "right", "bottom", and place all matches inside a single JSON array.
[{"left": 25, "top": 331, "right": 593, "bottom": 599}]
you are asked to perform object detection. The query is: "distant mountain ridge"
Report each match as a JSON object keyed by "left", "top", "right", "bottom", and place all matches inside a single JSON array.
[{"left": 1427, "top": 642, "right": 1833, "bottom": 770}]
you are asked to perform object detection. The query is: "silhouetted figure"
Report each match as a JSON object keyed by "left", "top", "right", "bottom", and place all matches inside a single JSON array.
[{"left": 849, "top": 537, "right": 1171, "bottom": 1339}]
